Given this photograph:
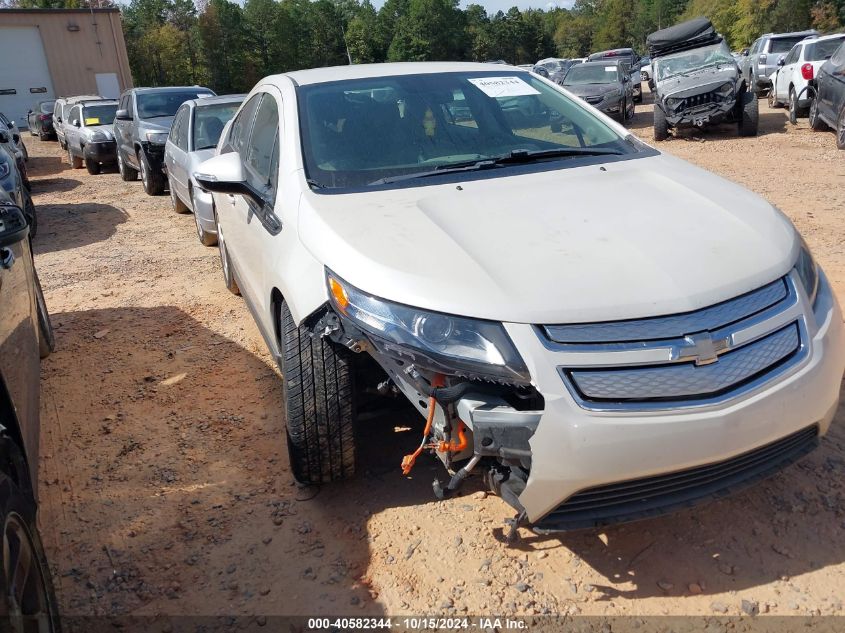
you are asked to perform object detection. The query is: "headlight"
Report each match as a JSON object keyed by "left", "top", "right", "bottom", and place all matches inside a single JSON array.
[
  {"left": 718, "top": 82, "right": 733, "bottom": 96},
  {"left": 145, "top": 131, "right": 168, "bottom": 144},
  {"left": 794, "top": 241, "right": 818, "bottom": 305},
  {"left": 665, "top": 97, "right": 680, "bottom": 108},
  {"left": 326, "top": 271, "right": 530, "bottom": 384},
  {"left": 89, "top": 130, "right": 109, "bottom": 142}
]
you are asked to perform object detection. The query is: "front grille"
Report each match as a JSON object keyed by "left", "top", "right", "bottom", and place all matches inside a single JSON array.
[
  {"left": 543, "top": 279, "right": 787, "bottom": 344},
  {"left": 541, "top": 276, "right": 806, "bottom": 410},
  {"left": 534, "top": 425, "right": 819, "bottom": 532},
  {"left": 569, "top": 323, "right": 799, "bottom": 402},
  {"left": 680, "top": 90, "right": 718, "bottom": 111}
]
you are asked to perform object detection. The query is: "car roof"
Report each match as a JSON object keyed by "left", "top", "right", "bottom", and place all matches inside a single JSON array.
[
  {"left": 130, "top": 86, "right": 214, "bottom": 94},
  {"left": 283, "top": 62, "right": 527, "bottom": 86},
  {"left": 577, "top": 60, "right": 621, "bottom": 67},
  {"left": 765, "top": 29, "right": 818, "bottom": 39},
  {"left": 590, "top": 48, "right": 635, "bottom": 57},
  {"left": 185, "top": 94, "right": 247, "bottom": 108},
  {"left": 65, "top": 95, "right": 103, "bottom": 104},
  {"left": 81, "top": 100, "right": 118, "bottom": 106}
]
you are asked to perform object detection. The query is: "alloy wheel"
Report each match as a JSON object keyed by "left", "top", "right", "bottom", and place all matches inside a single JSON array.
[
  {"left": 3, "top": 513, "right": 53, "bottom": 633},
  {"left": 139, "top": 155, "right": 148, "bottom": 187}
]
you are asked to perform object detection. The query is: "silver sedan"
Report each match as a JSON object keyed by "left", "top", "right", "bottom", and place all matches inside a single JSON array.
[{"left": 164, "top": 94, "right": 244, "bottom": 245}]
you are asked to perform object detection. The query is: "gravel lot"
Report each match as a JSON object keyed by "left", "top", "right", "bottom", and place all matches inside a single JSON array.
[{"left": 29, "top": 91, "right": 845, "bottom": 622}]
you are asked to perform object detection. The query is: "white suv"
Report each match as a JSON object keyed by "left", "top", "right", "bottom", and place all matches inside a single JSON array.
[
  {"left": 195, "top": 63, "right": 845, "bottom": 535},
  {"left": 770, "top": 33, "right": 845, "bottom": 120}
]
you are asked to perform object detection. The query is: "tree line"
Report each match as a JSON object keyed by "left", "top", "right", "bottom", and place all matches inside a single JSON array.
[{"left": 9, "top": 0, "right": 845, "bottom": 93}]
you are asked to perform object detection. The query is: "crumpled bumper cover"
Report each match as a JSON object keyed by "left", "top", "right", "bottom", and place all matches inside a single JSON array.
[{"left": 664, "top": 100, "right": 734, "bottom": 127}]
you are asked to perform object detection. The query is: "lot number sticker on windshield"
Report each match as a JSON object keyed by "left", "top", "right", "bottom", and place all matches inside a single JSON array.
[
  {"left": 84, "top": 117, "right": 100, "bottom": 125},
  {"left": 604, "top": 67, "right": 616, "bottom": 72},
  {"left": 468, "top": 77, "right": 541, "bottom": 98}
]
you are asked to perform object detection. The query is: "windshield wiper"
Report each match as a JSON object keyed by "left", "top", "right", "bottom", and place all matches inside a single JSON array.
[{"left": 368, "top": 148, "right": 623, "bottom": 186}]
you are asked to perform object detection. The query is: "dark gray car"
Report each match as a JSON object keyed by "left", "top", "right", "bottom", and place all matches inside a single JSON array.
[
  {"left": 560, "top": 61, "right": 634, "bottom": 124},
  {"left": 809, "top": 40, "right": 845, "bottom": 149},
  {"left": 648, "top": 17, "right": 758, "bottom": 141},
  {"left": 113, "top": 86, "right": 215, "bottom": 196},
  {"left": 740, "top": 29, "right": 818, "bottom": 96}
]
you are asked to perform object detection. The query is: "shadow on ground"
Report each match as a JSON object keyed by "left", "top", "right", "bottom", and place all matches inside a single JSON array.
[{"left": 32, "top": 203, "right": 129, "bottom": 254}]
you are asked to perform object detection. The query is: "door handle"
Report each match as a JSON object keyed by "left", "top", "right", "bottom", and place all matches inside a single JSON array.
[{"left": 0, "top": 248, "right": 15, "bottom": 270}]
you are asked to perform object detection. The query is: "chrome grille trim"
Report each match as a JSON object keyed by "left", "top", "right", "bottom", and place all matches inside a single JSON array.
[
  {"left": 541, "top": 275, "right": 810, "bottom": 412},
  {"left": 542, "top": 278, "right": 788, "bottom": 345},
  {"left": 568, "top": 324, "right": 800, "bottom": 401}
]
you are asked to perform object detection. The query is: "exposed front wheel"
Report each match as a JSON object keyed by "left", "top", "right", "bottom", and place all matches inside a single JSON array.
[
  {"left": 216, "top": 216, "right": 240, "bottom": 295},
  {"left": 653, "top": 106, "right": 669, "bottom": 141},
  {"left": 738, "top": 91, "right": 759, "bottom": 137},
  {"left": 768, "top": 89, "right": 781, "bottom": 109},
  {"left": 280, "top": 302, "right": 357, "bottom": 485}
]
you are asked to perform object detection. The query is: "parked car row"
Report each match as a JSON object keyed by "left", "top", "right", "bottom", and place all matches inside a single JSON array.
[{"left": 766, "top": 32, "right": 845, "bottom": 149}]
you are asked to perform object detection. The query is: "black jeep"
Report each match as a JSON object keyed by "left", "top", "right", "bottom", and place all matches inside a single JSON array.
[{"left": 647, "top": 17, "right": 758, "bottom": 141}]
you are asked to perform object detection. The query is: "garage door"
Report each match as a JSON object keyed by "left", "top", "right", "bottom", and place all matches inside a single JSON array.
[{"left": 0, "top": 26, "right": 55, "bottom": 130}]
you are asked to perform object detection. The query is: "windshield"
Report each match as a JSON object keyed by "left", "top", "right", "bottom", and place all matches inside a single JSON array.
[
  {"left": 137, "top": 91, "right": 213, "bottom": 119},
  {"left": 770, "top": 36, "right": 808, "bottom": 54},
  {"left": 564, "top": 64, "right": 619, "bottom": 85},
  {"left": 193, "top": 102, "right": 241, "bottom": 150},
  {"left": 297, "top": 71, "right": 637, "bottom": 190},
  {"left": 654, "top": 42, "right": 734, "bottom": 81},
  {"left": 39, "top": 101, "right": 54, "bottom": 114},
  {"left": 82, "top": 104, "right": 118, "bottom": 126},
  {"left": 806, "top": 37, "right": 845, "bottom": 61}
]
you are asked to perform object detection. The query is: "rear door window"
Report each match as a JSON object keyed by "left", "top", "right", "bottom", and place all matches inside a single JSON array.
[
  {"left": 224, "top": 94, "right": 261, "bottom": 155},
  {"left": 770, "top": 37, "right": 808, "bottom": 54},
  {"left": 244, "top": 94, "right": 279, "bottom": 203}
]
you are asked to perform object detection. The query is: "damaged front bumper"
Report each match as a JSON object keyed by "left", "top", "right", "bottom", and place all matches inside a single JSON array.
[{"left": 664, "top": 99, "right": 734, "bottom": 128}]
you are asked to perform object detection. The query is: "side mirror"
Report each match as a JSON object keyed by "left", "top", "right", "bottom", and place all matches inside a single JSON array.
[
  {"left": 194, "top": 152, "right": 265, "bottom": 208},
  {"left": 0, "top": 130, "right": 9, "bottom": 144},
  {"left": 115, "top": 109, "right": 132, "bottom": 121},
  {"left": 56, "top": 117, "right": 62, "bottom": 123},
  {"left": 71, "top": 119, "right": 80, "bottom": 127},
  {"left": 0, "top": 204, "right": 29, "bottom": 249},
  {"left": 622, "top": 75, "right": 630, "bottom": 83},
  {"left": 741, "top": 48, "right": 749, "bottom": 57},
  {"left": 777, "top": 57, "right": 786, "bottom": 66}
]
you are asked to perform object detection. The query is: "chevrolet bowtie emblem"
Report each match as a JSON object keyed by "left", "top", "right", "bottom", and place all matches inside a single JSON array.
[{"left": 677, "top": 332, "right": 730, "bottom": 366}]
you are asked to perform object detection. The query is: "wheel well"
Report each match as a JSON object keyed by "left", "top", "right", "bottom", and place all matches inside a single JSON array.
[
  {"left": 0, "top": 373, "right": 31, "bottom": 489},
  {"left": 271, "top": 288, "right": 284, "bottom": 344}
]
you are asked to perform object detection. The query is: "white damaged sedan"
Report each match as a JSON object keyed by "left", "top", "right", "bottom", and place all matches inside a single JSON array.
[{"left": 195, "top": 62, "right": 845, "bottom": 535}]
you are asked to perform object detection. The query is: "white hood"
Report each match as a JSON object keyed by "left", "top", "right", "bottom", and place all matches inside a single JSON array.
[{"left": 299, "top": 153, "right": 797, "bottom": 325}]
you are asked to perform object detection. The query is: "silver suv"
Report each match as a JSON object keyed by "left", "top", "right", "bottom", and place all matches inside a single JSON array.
[
  {"left": 740, "top": 30, "right": 818, "bottom": 95},
  {"left": 114, "top": 86, "right": 215, "bottom": 195}
]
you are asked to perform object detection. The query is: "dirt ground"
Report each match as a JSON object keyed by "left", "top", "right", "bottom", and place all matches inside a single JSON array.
[{"left": 28, "top": 90, "right": 845, "bottom": 624}]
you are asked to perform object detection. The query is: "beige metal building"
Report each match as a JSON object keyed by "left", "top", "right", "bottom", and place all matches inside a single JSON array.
[{"left": 0, "top": 8, "right": 133, "bottom": 127}]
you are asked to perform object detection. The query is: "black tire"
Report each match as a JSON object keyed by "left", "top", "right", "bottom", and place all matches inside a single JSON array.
[
  {"left": 616, "top": 98, "right": 626, "bottom": 124},
  {"left": 33, "top": 271, "right": 55, "bottom": 359},
  {"left": 117, "top": 149, "right": 138, "bottom": 182},
  {"left": 84, "top": 158, "right": 101, "bottom": 175},
  {"left": 633, "top": 87, "right": 642, "bottom": 104},
  {"left": 66, "top": 146, "right": 82, "bottom": 169},
  {"left": 138, "top": 150, "right": 165, "bottom": 196},
  {"left": 653, "top": 106, "right": 669, "bottom": 141},
  {"left": 808, "top": 97, "right": 828, "bottom": 131},
  {"left": 192, "top": 187, "right": 217, "bottom": 247},
  {"left": 38, "top": 131, "right": 49, "bottom": 142},
  {"left": 216, "top": 215, "right": 239, "bottom": 295},
  {"left": 20, "top": 142, "right": 28, "bottom": 162},
  {"left": 788, "top": 88, "right": 798, "bottom": 125},
  {"left": 168, "top": 177, "right": 189, "bottom": 214},
  {"left": 738, "top": 91, "right": 759, "bottom": 137},
  {"left": 280, "top": 302, "right": 356, "bottom": 485},
  {"left": 837, "top": 107, "right": 845, "bottom": 151},
  {"left": 22, "top": 192, "right": 36, "bottom": 240},
  {"left": 0, "top": 438, "right": 61, "bottom": 632}
]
